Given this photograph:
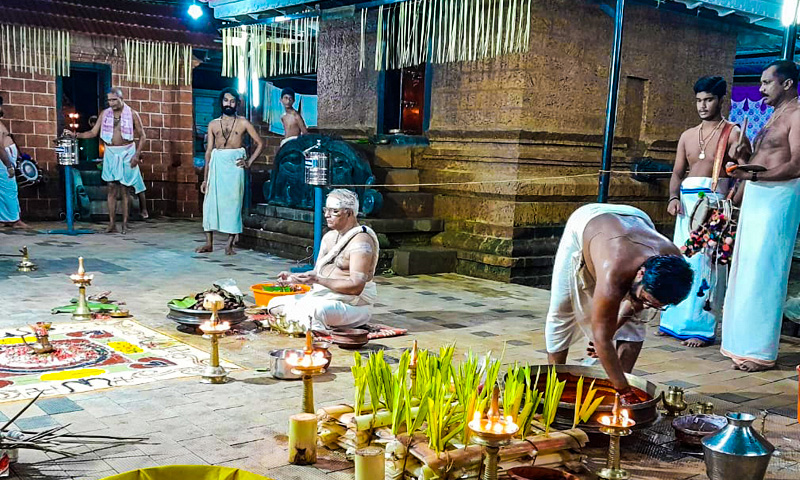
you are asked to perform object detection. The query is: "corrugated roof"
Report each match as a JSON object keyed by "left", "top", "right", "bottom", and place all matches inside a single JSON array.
[{"left": 0, "top": 0, "right": 220, "bottom": 49}]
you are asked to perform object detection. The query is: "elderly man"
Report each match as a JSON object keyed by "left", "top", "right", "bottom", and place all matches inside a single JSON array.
[
  {"left": 70, "top": 87, "right": 146, "bottom": 234},
  {"left": 268, "top": 189, "right": 380, "bottom": 331},
  {"left": 722, "top": 60, "right": 800, "bottom": 372},
  {"left": 545, "top": 203, "right": 693, "bottom": 402},
  {"left": 0, "top": 96, "right": 27, "bottom": 229}
]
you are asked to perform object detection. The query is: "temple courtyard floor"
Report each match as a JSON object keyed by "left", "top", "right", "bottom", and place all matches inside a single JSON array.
[{"left": 0, "top": 219, "right": 798, "bottom": 480}]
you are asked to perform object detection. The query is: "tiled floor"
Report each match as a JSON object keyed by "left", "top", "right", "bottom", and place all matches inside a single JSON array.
[{"left": 0, "top": 219, "right": 798, "bottom": 479}]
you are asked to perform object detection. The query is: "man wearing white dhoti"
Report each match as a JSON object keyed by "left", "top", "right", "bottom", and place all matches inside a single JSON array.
[
  {"left": 70, "top": 87, "right": 146, "bottom": 234},
  {"left": 268, "top": 189, "right": 379, "bottom": 331},
  {"left": 658, "top": 76, "right": 747, "bottom": 347},
  {"left": 0, "top": 96, "right": 27, "bottom": 229},
  {"left": 545, "top": 204, "right": 693, "bottom": 403},
  {"left": 196, "top": 88, "right": 263, "bottom": 255},
  {"left": 723, "top": 60, "right": 800, "bottom": 372}
]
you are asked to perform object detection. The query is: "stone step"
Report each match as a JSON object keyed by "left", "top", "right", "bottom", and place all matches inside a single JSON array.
[
  {"left": 372, "top": 146, "right": 414, "bottom": 169},
  {"left": 248, "top": 204, "right": 444, "bottom": 235},
  {"left": 378, "top": 192, "right": 434, "bottom": 218},
  {"left": 391, "top": 246, "right": 457, "bottom": 276},
  {"left": 372, "top": 167, "right": 420, "bottom": 192}
]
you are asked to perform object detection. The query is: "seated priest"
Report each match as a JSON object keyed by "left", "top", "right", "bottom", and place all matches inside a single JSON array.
[{"left": 268, "top": 189, "right": 380, "bottom": 331}]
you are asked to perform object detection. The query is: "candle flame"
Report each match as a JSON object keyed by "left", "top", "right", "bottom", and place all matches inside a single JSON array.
[
  {"left": 473, "top": 411, "right": 481, "bottom": 423},
  {"left": 492, "top": 422, "right": 504, "bottom": 434}
]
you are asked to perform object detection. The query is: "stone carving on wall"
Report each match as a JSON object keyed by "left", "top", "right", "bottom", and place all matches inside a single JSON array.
[{"left": 264, "top": 134, "right": 383, "bottom": 216}]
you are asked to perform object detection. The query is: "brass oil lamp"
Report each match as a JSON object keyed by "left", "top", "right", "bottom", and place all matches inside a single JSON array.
[
  {"left": 468, "top": 386, "right": 519, "bottom": 480},
  {"left": 596, "top": 393, "right": 636, "bottom": 480},
  {"left": 285, "top": 329, "right": 327, "bottom": 414},
  {"left": 69, "top": 257, "right": 94, "bottom": 320},
  {"left": 199, "top": 293, "right": 230, "bottom": 384}
]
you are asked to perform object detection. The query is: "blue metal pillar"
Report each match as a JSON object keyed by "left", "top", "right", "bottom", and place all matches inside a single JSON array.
[{"left": 598, "top": 0, "right": 626, "bottom": 203}]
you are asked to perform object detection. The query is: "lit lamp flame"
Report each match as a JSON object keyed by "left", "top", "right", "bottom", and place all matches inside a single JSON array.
[
  {"left": 468, "top": 386, "right": 519, "bottom": 436},
  {"left": 598, "top": 394, "right": 636, "bottom": 428}
]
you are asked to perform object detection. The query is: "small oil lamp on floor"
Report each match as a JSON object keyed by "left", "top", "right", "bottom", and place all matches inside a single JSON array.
[
  {"left": 17, "top": 246, "right": 36, "bottom": 272},
  {"left": 596, "top": 393, "right": 636, "bottom": 480},
  {"left": 69, "top": 257, "right": 94, "bottom": 321},
  {"left": 468, "top": 386, "right": 519, "bottom": 480},
  {"left": 199, "top": 293, "right": 230, "bottom": 384},
  {"left": 286, "top": 329, "right": 327, "bottom": 414}
]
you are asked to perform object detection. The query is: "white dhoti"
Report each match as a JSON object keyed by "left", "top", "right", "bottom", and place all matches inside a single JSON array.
[
  {"left": 545, "top": 203, "right": 657, "bottom": 353},
  {"left": 268, "top": 225, "right": 380, "bottom": 331},
  {"left": 268, "top": 282, "right": 377, "bottom": 331},
  {"left": 721, "top": 178, "right": 800, "bottom": 367},
  {"left": 202, "top": 148, "right": 246, "bottom": 235},
  {"left": 0, "top": 144, "right": 20, "bottom": 223},
  {"left": 659, "top": 177, "right": 729, "bottom": 343},
  {"left": 280, "top": 136, "right": 297, "bottom": 147},
  {"left": 102, "top": 144, "right": 146, "bottom": 194}
]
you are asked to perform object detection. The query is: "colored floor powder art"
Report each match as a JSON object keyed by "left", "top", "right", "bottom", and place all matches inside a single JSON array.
[{"left": 0, "top": 319, "right": 238, "bottom": 402}]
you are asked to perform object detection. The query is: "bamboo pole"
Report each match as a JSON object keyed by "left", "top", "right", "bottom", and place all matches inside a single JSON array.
[
  {"left": 288, "top": 413, "right": 317, "bottom": 465},
  {"left": 355, "top": 446, "right": 384, "bottom": 480}
]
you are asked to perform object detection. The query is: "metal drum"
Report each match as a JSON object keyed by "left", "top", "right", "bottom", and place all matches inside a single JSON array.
[
  {"left": 16, "top": 157, "right": 41, "bottom": 188},
  {"left": 54, "top": 136, "right": 78, "bottom": 166},
  {"left": 303, "top": 140, "right": 330, "bottom": 186}
]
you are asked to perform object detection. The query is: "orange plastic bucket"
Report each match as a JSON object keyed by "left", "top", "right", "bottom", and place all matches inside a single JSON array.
[{"left": 251, "top": 283, "right": 310, "bottom": 307}]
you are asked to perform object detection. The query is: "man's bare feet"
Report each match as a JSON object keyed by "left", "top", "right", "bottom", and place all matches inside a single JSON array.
[
  {"left": 141, "top": 211, "right": 150, "bottom": 220},
  {"left": 733, "top": 360, "right": 771, "bottom": 372},
  {"left": 225, "top": 245, "right": 236, "bottom": 255},
  {"left": 10, "top": 220, "right": 30, "bottom": 229},
  {"left": 682, "top": 338, "right": 709, "bottom": 348},
  {"left": 195, "top": 244, "right": 213, "bottom": 253},
  {"left": 106, "top": 225, "right": 118, "bottom": 233},
  {"left": 653, "top": 329, "right": 669, "bottom": 337},
  {"left": 121, "top": 224, "right": 128, "bottom": 235}
]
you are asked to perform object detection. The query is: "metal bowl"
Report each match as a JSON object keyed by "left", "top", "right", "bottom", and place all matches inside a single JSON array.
[
  {"left": 531, "top": 364, "right": 661, "bottom": 431},
  {"left": 330, "top": 328, "right": 369, "bottom": 349},
  {"left": 672, "top": 414, "right": 727, "bottom": 447},
  {"left": 269, "top": 348, "right": 332, "bottom": 380},
  {"left": 166, "top": 304, "right": 247, "bottom": 332}
]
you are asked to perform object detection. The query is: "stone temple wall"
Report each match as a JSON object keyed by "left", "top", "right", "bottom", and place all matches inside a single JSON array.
[{"left": 316, "top": 0, "right": 738, "bottom": 285}]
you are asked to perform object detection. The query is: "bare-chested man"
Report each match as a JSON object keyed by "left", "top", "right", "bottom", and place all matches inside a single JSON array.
[
  {"left": 279, "top": 87, "right": 307, "bottom": 147},
  {"left": 268, "top": 189, "right": 379, "bottom": 331},
  {"left": 545, "top": 204, "right": 693, "bottom": 402},
  {"left": 69, "top": 88, "right": 146, "bottom": 234},
  {"left": 0, "top": 95, "right": 27, "bottom": 229},
  {"left": 721, "top": 60, "right": 800, "bottom": 372},
  {"left": 658, "top": 76, "right": 750, "bottom": 348},
  {"left": 196, "top": 88, "right": 263, "bottom": 255}
]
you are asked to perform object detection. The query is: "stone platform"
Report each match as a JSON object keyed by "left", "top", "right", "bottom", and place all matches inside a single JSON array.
[{"left": 0, "top": 219, "right": 797, "bottom": 480}]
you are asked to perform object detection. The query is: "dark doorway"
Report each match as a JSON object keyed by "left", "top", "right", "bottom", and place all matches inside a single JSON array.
[
  {"left": 58, "top": 63, "right": 111, "bottom": 134},
  {"left": 381, "top": 64, "right": 426, "bottom": 135}
]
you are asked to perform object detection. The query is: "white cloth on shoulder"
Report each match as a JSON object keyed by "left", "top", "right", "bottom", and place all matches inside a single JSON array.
[
  {"left": 268, "top": 225, "right": 380, "bottom": 331},
  {"left": 544, "top": 203, "right": 657, "bottom": 353}
]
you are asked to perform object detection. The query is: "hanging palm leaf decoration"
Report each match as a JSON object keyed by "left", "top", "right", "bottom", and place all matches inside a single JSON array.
[
  {"left": 0, "top": 24, "right": 71, "bottom": 76},
  {"left": 221, "top": 17, "right": 319, "bottom": 81},
  {"left": 123, "top": 38, "right": 192, "bottom": 86},
  {"left": 367, "top": 0, "right": 532, "bottom": 70}
]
